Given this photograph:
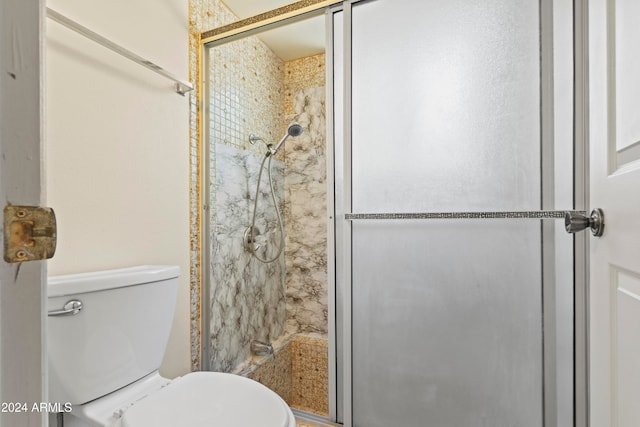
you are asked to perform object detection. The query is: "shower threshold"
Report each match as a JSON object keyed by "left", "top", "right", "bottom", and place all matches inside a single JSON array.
[{"left": 293, "top": 409, "right": 340, "bottom": 427}]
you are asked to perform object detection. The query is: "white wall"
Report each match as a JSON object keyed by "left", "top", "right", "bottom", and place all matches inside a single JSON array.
[{"left": 45, "top": 0, "right": 191, "bottom": 377}]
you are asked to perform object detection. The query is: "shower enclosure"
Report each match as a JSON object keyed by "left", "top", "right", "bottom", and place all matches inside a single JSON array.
[{"left": 200, "top": 0, "right": 585, "bottom": 425}]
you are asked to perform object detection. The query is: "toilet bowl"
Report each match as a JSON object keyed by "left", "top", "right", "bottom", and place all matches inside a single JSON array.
[{"left": 47, "top": 266, "right": 296, "bottom": 427}]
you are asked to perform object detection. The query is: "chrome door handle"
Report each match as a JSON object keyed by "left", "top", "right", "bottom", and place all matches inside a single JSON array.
[
  {"left": 48, "top": 300, "right": 83, "bottom": 316},
  {"left": 565, "top": 208, "right": 604, "bottom": 237}
]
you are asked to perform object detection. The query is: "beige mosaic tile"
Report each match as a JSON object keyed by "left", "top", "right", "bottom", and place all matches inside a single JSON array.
[
  {"left": 243, "top": 335, "right": 329, "bottom": 417},
  {"left": 290, "top": 335, "right": 329, "bottom": 416},
  {"left": 284, "top": 53, "right": 326, "bottom": 115},
  {"left": 247, "top": 342, "right": 292, "bottom": 403}
]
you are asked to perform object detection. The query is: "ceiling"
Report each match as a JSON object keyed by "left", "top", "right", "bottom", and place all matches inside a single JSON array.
[{"left": 221, "top": 0, "right": 326, "bottom": 61}]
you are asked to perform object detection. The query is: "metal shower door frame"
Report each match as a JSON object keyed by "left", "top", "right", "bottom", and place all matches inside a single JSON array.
[{"left": 328, "top": 0, "right": 589, "bottom": 425}]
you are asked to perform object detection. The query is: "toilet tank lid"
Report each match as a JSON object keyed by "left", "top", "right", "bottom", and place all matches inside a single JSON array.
[{"left": 48, "top": 265, "right": 180, "bottom": 297}]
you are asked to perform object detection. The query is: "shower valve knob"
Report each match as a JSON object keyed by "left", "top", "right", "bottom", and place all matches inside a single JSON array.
[{"left": 564, "top": 209, "right": 604, "bottom": 237}]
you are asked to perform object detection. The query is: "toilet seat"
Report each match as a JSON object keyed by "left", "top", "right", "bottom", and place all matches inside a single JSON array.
[{"left": 120, "top": 372, "right": 294, "bottom": 427}]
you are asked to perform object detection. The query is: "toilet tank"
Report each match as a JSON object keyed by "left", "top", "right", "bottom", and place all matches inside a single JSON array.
[{"left": 47, "top": 265, "right": 180, "bottom": 405}]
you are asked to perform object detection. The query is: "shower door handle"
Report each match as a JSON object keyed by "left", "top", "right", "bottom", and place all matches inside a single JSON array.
[{"left": 564, "top": 209, "right": 604, "bottom": 237}]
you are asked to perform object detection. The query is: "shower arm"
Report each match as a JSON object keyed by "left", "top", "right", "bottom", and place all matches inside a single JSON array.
[
  {"left": 248, "top": 137, "right": 285, "bottom": 158},
  {"left": 248, "top": 134, "right": 274, "bottom": 156}
]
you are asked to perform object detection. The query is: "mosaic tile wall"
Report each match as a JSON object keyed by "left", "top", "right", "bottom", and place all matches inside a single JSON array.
[
  {"left": 284, "top": 54, "right": 326, "bottom": 116},
  {"left": 207, "top": 37, "right": 285, "bottom": 152},
  {"left": 247, "top": 338, "right": 292, "bottom": 402},
  {"left": 290, "top": 335, "right": 329, "bottom": 415},
  {"left": 249, "top": 335, "right": 329, "bottom": 417}
]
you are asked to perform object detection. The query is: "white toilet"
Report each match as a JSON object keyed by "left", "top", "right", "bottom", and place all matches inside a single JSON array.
[{"left": 47, "top": 265, "right": 296, "bottom": 427}]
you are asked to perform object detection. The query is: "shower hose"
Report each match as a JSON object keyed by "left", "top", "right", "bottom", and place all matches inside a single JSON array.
[{"left": 248, "top": 153, "right": 285, "bottom": 264}]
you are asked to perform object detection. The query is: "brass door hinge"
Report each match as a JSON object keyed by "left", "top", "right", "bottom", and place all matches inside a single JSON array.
[{"left": 3, "top": 205, "right": 57, "bottom": 263}]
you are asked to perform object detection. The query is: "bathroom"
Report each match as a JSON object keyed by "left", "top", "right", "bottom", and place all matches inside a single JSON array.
[
  {"left": 45, "top": 0, "right": 572, "bottom": 424},
  {"left": 3, "top": 0, "right": 640, "bottom": 426}
]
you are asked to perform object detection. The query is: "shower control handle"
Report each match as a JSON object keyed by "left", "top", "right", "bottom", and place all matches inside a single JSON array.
[
  {"left": 564, "top": 209, "right": 604, "bottom": 237},
  {"left": 48, "top": 300, "right": 83, "bottom": 317}
]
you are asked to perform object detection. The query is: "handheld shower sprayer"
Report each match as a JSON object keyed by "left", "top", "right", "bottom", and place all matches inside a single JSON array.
[
  {"left": 249, "top": 122, "right": 303, "bottom": 157},
  {"left": 271, "top": 122, "right": 303, "bottom": 156},
  {"left": 244, "top": 122, "right": 304, "bottom": 263}
]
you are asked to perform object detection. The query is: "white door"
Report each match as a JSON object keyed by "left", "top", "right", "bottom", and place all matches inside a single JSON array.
[
  {"left": 0, "top": 1, "right": 47, "bottom": 426},
  {"left": 588, "top": 0, "right": 640, "bottom": 426}
]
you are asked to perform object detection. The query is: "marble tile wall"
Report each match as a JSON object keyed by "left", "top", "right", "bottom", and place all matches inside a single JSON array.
[
  {"left": 284, "top": 85, "right": 328, "bottom": 335},
  {"left": 208, "top": 148, "right": 288, "bottom": 372},
  {"left": 209, "top": 144, "right": 287, "bottom": 372}
]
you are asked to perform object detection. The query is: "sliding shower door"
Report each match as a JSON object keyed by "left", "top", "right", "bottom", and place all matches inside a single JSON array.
[{"left": 333, "top": 0, "right": 577, "bottom": 425}]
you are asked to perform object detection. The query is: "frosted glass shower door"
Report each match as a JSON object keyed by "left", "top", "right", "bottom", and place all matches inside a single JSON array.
[{"left": 342, "top": 0, "right": 559, "bottom": 425}]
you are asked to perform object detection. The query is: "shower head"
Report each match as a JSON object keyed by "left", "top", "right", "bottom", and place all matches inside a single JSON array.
[
  {"left": 271, "top": 122, "right": 303, "bottom": 155},
  {"left": 287, "top": 122, "right": 303, "bottom": 137}
]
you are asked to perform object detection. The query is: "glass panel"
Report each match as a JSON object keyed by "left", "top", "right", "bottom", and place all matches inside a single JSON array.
[
  {"left": 349, "top": 0, "right": 545, "bottom": 425},
  {"left": 351, "top": 0, "right": 540, "bottom": 213},
  {"left": 205, "top": 34, "right": 288, "bottom": 372},
  {"left": 352, "top": 220, "right": 542, "bottom": 426}
]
